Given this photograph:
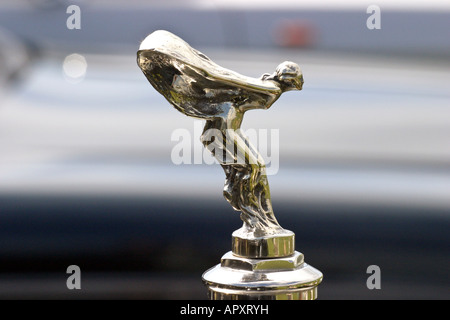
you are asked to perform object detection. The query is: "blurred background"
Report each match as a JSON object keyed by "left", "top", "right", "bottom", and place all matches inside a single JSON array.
[{"left": 0, "top": 0, "right": 449, "bottom": 299}]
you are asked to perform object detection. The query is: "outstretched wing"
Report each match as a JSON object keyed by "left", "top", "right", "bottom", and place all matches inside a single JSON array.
[{"left": 137, "top": 30, "right": 281, "bottom": 119}]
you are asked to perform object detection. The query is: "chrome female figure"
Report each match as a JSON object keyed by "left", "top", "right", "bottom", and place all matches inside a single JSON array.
[{"left": 137, "top": 30, "right": 303, "bottom": 243}]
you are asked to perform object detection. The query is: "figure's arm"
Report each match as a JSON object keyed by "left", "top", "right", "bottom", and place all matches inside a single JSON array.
[
  {"left": 239, "top": 89, "right": 281, "bottom": 113},
  {"left": 234, "top": 72, "right": 283, "bottom": 113}
]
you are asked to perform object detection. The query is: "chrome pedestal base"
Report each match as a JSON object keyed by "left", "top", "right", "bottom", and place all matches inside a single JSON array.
[
  {"left": 202, "top": 251, "right": 323, "bottom": 300},
  {"left": 231, "top": 227, "right": 295, "bottom": 258}
]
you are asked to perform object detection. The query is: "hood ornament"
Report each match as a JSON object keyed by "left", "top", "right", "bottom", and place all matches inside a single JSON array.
[{"left": 137, "top": 30, "right": 322, "bottom": 300}]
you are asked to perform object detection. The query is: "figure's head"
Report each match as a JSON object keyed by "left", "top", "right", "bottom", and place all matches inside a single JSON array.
[{"left": 275, "top": 61, "right": 303, "bottom": 91}]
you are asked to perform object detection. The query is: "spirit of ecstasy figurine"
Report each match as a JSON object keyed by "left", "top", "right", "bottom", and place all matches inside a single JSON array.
[{"left": 137, "top": 30, "right": 322, "bottom": 300}]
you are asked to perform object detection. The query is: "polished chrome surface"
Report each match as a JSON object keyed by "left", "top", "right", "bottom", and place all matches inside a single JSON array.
[
  {"left": 232, "top": 227, "right": 294, "bottom": 258},
  {"left": 137, "top": 30, "right": 303, "bottom": 242},
  {"left": 202, "top": 251, "right": 323, "bottom": 300},
  {"left": 220, "top": 251, "right": 304, "bottom": 271},
  {"left": 206, "top": 286, "right": 319, "bottom": 300}
]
